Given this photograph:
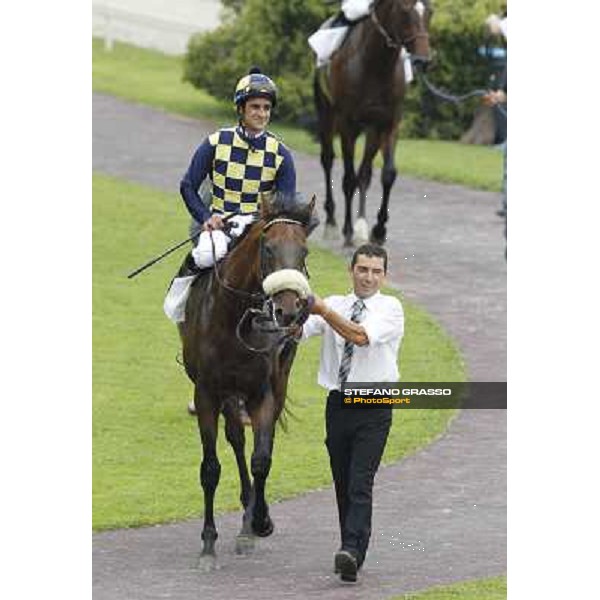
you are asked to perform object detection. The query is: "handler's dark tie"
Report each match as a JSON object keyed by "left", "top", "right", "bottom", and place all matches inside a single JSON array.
[{"left": 338, "top": 298, "right": 366, "bottom": 387}]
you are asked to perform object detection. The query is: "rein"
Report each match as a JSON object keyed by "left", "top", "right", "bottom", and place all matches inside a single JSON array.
[
  {"left": 210, "top": 222, "right": 265, "bottom": 302},
  {"left": 209, "top": 216, "right": 310, "bottom": 354},
  {"left": 417, "top": 70, "right": 507, "bottom": 117}
]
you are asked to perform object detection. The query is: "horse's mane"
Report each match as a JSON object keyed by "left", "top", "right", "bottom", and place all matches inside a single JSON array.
[
  {"left": 265, "top": 191, "right": 315, "bottom": 227},
  {"left": 229, "top": 191, "right": 318, "bottom": 250},
  {"left": 265, "top": 191, "right": 319, "bottom": 233}
]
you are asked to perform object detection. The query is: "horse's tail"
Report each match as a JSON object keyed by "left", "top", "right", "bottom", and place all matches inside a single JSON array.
[{"left": 276, "top": 393, "right": 299, "bottom": 434}]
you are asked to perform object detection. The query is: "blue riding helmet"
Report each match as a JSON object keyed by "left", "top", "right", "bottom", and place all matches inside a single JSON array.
[{"left": 233, "top": 71, "right": 278, "bottom": 108}]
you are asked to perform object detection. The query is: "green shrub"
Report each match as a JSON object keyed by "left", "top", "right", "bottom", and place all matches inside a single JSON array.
[
  {"left": 183, "top": 0, "right": 506, "bottom": 139},
  {"left": 184, "top": 0, "right": 328, "bottom": 123}
]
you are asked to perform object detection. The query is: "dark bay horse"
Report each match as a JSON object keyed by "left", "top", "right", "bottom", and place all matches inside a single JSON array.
[
  {"left": 177, "top": 192, "right": 316, "bottom": 565},
  {"left": 314, "top": 0, "right": 432, "bottom": 246}
]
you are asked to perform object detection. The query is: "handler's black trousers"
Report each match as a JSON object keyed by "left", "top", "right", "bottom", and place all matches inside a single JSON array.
[{"left": 325, "top": 390, "right": 392, "bottom": 567}]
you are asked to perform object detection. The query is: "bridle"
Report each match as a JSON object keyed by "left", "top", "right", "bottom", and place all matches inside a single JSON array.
[
  {"left": 370, "top": 0, "right": 430, "bottom": 51},
  {"left": 210, "top": 217, "right": 309, "bottom": 300},
  {"left": 209, "top": 216, "right": 312, "bottom": 354}
]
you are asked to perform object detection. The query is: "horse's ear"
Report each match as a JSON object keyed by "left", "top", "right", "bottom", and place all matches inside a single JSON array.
[{"left": 306, "top": 194, "right": 320, "bottom": 236}]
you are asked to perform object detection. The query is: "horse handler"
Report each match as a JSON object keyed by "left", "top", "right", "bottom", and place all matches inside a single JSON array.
[{"left": 300, "top": 243, "right": 404, "bottom": 583}]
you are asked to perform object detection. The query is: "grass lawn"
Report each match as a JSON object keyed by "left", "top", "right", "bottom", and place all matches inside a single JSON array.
[
  {"left": 92, "top": 38, "right": 503, "bottom": 192},
  {"left": 395, "top": 576, "right": 507, "bottom": 599},
  {"left": 93, "top": 173, "right": 466, "bottom": 531}
]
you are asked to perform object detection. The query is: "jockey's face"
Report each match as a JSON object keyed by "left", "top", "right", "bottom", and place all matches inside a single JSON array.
[{"left": 241, "top": 97, "right": 272, "bottom": 134}]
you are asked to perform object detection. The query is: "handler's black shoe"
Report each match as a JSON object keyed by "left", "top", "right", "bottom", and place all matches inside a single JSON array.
[{"left": 334, "top": 550, "right": 358, "bottom": 582}]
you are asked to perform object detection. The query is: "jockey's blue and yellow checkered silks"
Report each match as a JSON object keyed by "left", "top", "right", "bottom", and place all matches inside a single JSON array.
[{"left": 207, "top": 127, "right": 285, "bottom": 215}]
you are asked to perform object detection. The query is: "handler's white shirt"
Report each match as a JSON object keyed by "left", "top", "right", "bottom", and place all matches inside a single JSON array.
[{"left": 302, "top": 291, "right": 404, "bottom": 390}]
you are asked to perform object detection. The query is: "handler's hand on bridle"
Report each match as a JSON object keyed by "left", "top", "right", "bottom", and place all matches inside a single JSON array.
[{"left": 203, "top": 214, "right": 225, "bottom": 232}]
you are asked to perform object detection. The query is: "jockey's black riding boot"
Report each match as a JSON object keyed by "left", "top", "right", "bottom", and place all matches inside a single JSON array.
[
  {"left": 331, "top": 11, "right": 352, "bottom": 28},
  {"left": 177, "top": 251, "right": 201, "bottom": 278}
]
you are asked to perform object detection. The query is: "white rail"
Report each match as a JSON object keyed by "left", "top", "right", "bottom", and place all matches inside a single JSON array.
[{"left": 92, "top": 2, "right": 221, "bottom": 55}]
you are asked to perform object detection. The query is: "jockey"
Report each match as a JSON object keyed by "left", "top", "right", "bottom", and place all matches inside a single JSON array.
[
  {"left": 164, "top": 67, "right": 296, "bottom": 324},
  {"left": 308, "top": 1, "right": 374, "bottom": 66}
]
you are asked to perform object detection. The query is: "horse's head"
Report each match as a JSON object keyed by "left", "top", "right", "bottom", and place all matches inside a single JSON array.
[
  {"left": 392, "top": 0, "right": 433, "bottom": 71},
  {"left": 259, "top": 192, "right": 317, "bottom": 328}
]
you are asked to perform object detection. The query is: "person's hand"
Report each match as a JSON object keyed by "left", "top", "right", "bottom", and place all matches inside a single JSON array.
[
  {"left": 202, "top": 214, "right": 225, "bottom": 232},
  {"left": 485, "top": 14, "right": 503, "bottom": 36},
  {"left": 482, "top": 90, "right": 506, "bottom": 107}
]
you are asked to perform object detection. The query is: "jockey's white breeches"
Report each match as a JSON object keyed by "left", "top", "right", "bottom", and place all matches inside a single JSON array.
[{"left": 163, "top": 214, "right": 255, "bottom": 323}]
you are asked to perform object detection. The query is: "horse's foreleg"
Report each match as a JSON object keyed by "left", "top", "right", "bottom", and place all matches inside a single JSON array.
[
  {"left": 355, "top": 129, "right": 382, "bottom": 244},
  {"left": 196, "top": 388, "right": 221, "bottom": 563},
  {"left": 372, "top": 128, "right": 399, "bottom": 245},
  {"left": 247, "top": 393, "right": 276, "bottom": 536},
  {"left": 250, "top": 400, "right": 276, "bottom": 538},
  {"left": 341, "top": 130, "right": 359, "bottom": 247},
  {"left": 235, "top": 392, "right": 276, "bottom": 554},
  {"left": 223, "top": 397, "right": 251, "bottom": 509}
]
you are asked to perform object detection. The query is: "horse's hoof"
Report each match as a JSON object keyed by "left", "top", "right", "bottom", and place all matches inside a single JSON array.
[
  {"left": 252, "top": 514, "right": 274, "bottom": 537},
  {"left": 197, "top": 553, "right": 218, "bottom": 572},
  {"left": 323, "top": 223, "right": 340, "bottom": 241},
  {"left": 353, "top": 218, "right": 369, "bottom": 244},
  {"left": 343, "top": 236, "right": 355, "bottom": 248},
  {"left": 235, "top": 534, "right": 255, "bottom": 555},
  {"left": 370, "top": 227, "right": 386, "bottom": 246}
]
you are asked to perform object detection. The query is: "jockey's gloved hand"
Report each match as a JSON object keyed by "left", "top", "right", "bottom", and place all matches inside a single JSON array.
[{"left": 203, "top": 214, "right": 225, "bottom": 232}]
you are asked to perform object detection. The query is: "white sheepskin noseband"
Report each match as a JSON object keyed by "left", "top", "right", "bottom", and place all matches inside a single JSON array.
[{"left": 262, "top": 269, "right": 311, "bottom": 299}]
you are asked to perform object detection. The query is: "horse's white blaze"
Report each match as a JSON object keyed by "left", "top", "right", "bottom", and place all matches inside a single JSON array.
[
  {"left": 415, "top": 1, "right": 425, "bottom": 17},
  {"left": 353, "top": 218, "right": 369, "bottom": 244}
]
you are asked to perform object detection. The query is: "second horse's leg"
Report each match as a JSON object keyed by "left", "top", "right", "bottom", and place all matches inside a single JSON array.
[
  {"left": 371, "top": 128, "right": 398, "bottom": 245},
  {"left": 354, "top": 129, "right": 382, "bottom": 244},
  {"left": 341, "top": 129, "right": 359, "bottom": 247},
  {"left": 314, "top": 73, "right": 338, "bottom": 238}
]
